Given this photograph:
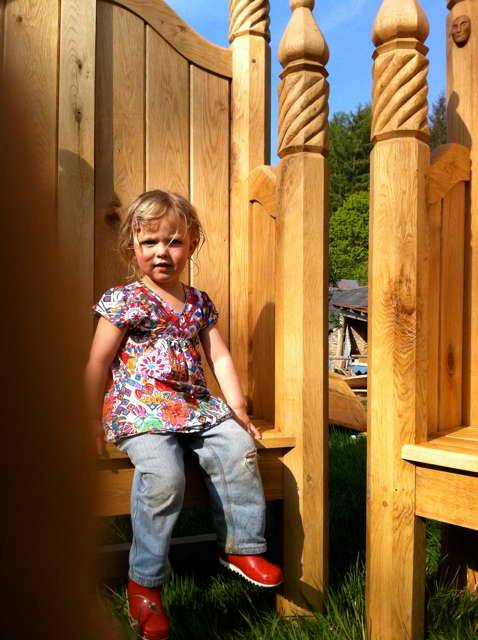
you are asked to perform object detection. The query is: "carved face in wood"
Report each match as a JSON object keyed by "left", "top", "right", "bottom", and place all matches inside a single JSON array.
[{"left": 452, "top": 15, "right": 471, "bottom": 47}]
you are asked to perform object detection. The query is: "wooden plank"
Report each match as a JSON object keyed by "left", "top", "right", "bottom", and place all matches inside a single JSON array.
[
  {"left": 329, "top": 372, "right": 367, "bottom": 432},
  {"left": 415, "top": 466, "right": 478, "bottom": 530},
  {"left": 3, "top": 0, "right": 59, "bottom": 211},
  {"left": 190, "top": 66, "right": 230, "bottom": 394},
  {"left": 438, "top": 182, "right": 465, "bottom": 430},
  {"left": 275, "top": 153, "right": 328, "bottom": 614},
  {"left": 0, "top": 0, "right": 5, "bottom": 69},
  {"left": 249, "top": 165, "right": 277, "bottom": 218},
  {"left": 97, "top": 447, "right": 286, "bottom": 516},
  {"left": 447, "top": 1, "right": 478, "bottom": 425},
  {"left": 443, "top": 426, "right": 478, "bottom": 440},
  {"left": 58, "top": 0, "right": 96, "bottom": 360},
  {"left": 112, "top": 0, "right": 231, "bottom": 77},
  {"left": 249, "top": 200, "right": 275, "bottom": 421},
  {"left": 146, "top": 28, "right": 189, "bottom": 196},
  {"left": 426, "top": 200, "right": 441, "bottom": 433},
  {"left": 230, "top": 33, "right": 270, "bottom": 410},
  {"left": 95, "top": 2, "right": 145, "bottom": 298},
  {"left": 367, "top": 139, "right": 429, "bottom": 640},
  {"left": 402, "top": 442, "right": 478, "bottom": 473},
  {"left": 425, "top": 436, "right": 478, "bottom": 452},
  {"left": 428, "top": 143, "right": 470, "bottom": 205},
  {"left": 367, "top": 6, "right": 431, "bottom": 631}
]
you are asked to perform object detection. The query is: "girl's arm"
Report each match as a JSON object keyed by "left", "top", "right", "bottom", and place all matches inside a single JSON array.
[
  {"left": 84, "top": 317, "right": 127, "bottom": 456},
  {"left": 200, "top": 325, "right": 261, "bottom": 439}
]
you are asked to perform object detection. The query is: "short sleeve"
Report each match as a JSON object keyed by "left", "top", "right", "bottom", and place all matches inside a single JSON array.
[
  {"left": 93, "top": 287, "right": 147, "bottom": 329},
  {"left": 201, "top": 291, "right": 219, "bottom": 330}
]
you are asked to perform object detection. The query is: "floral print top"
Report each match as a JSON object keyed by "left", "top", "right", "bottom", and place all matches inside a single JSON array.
[{"left": 93, "top": 281, "right": 232, "bottom": 442}]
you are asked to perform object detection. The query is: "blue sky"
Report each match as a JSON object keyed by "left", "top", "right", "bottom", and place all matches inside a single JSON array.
[{"left": 168, "top": 0, "right": 447, "bottom": 156}]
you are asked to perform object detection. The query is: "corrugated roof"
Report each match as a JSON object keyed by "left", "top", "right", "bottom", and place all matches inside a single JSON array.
[{"left": 330, "top": 286, "right": 368, "bottom": 312}]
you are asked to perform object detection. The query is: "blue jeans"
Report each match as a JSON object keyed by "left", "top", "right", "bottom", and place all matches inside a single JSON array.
[{"left": 117, "top": 418, "right": 267, "bottom": 587}]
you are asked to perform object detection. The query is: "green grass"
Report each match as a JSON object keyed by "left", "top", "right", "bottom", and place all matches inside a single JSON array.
[{"left": 102, "top": 428, "right": 478, "bottom": 639}]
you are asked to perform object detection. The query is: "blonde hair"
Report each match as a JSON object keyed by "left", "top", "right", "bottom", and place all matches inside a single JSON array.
[{"left": 119, "top": 190, "right": 204, "bottom": 279}]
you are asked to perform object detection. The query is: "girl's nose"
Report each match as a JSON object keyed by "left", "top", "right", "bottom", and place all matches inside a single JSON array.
[{"left": 155, "top": 242, "right": 169, "bottom": 256}]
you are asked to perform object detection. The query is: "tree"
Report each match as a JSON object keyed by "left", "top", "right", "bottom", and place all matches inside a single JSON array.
[
  {"left": 329, "top": 105, "right": 372, "bottom": 214},
  {"left": 329, "top": 191, "right": 369, "bottom": 285},
  {"left": 429, "top": 94, "right": 447, "bottom": 150}
]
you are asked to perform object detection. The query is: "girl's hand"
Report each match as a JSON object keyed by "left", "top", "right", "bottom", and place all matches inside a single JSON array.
[
  {"left": 233, "top": 407, "right": 262, "bottom": 440},
  {"left": 91, "top": 420, "right": 108, "bottom": 458}
]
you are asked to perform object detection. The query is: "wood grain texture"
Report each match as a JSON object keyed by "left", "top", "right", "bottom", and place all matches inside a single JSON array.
[
  {"left": 274, "top": 4, "right": 329, "bottom": 613},
  {"left": 3, "top": 0, "right": 59, "bottom": 210},
  {"left": 366, "top": 137, "right": 429, "bottom": 640},
  {"left": 402, "top": 425, "right": 478, "bottom": 473},
  {"left": 146, "top": 28, "right": 189, "bottom": 196},
  {"left": 110, "top": 0, "right": 231, "bottom": 77},
  {"left": 230, "top": 34, "right": 270, "bottom": 409},
  {"left": 0, "top": 0, "right": 5, "bottom": 68},
  {"left": 438, "top": 182, "right": 465, "bottom": 430},
  {"left": 329, "top": 372, "right": 367, "bottom": 432},
  {"left": 428, "top": 143, "right": 470, "bottom": 205},
  {"left": 95, "top": 2, "right": 145, "bottom": 298},
  {"left": 229, "top": 0, "right": 271, "bottom": 42},
  {"left": 190, "top": 66, "right": 230, "bottom": 394},
  {"left": 426, "top": 199, "right": 441, "bottom": 433},
  {"left": 249, "top": 199, "right": 275, "bottom": 421},
  {"left": 275, "top": 153, "right": 328, "bottom": 615},
  {"left": 248, "top": 164, "right": 277, "bottom": 217},
  {"left": 58, "top": 0, "right": 96, "bottom": 360},
  {"left": 447, "top": 0, "right": 478, "bottom": 426},
  {"left": 415, "top": 466, "right": 478, "bottom": 529}
]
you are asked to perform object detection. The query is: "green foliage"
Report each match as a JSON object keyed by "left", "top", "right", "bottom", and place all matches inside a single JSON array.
[
  {"left": 329, "top": 105, "right": 372, "bottom": 215},
  {"left": 329, "top": 191, "right": 369, "bottom": 285},
  {"left": 429, "top": 94, "right": 448, "bottom": 151}
]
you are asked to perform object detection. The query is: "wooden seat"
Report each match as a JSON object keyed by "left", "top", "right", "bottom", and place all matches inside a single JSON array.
[
  {"left": 402, "top": 426, "right": 478, "bottom": 473},
  {"left": 401, "top": 427, "right": 478, "bottom": 531},
  {"left": 97, "top": 422, "right": 295, "bottom": 517}
]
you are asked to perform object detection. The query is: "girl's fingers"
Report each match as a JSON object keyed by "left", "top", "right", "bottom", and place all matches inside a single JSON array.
[
  {"left": 248, "top": 422, "right": 262, "bottom": 440},
  {"left": 96, "top": 435, "right": 109, "bottom": 459}
]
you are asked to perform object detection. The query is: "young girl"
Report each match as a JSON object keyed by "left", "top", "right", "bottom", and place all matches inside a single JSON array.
[{"left": 85, "top": 191, "right": 282, "bottom": 640}]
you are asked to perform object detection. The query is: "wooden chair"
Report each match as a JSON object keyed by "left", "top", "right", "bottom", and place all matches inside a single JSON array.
[
  {"left": 94, "top": 0, "right": 330, "bottom": 616},
  {"left": 366, "top": 1, "right": 478, "bottom": 638}
]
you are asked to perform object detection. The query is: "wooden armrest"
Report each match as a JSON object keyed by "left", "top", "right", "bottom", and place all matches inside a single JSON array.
[{"left": 402, "top": 426, "right": 478, "bottom": 473}]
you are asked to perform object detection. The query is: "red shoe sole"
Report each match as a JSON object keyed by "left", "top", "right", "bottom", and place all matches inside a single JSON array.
[
  {"left": 218, "top": 557, "right": 283, "bottom": 588},
  {"left": 128, "top": 612, "right": 169, "bottom": 640}
]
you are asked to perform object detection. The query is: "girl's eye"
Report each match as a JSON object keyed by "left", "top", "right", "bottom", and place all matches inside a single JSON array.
[
  {"left": 141, "top": 240, "right": 156, "bottom": 246},
  {"left": 170, "top": 239, "right": 182, "bottom": 246}
]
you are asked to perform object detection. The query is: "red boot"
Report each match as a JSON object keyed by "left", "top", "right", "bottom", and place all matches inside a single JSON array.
[
  {"left": 219, "top": 554, "right": 283, "bottom": 587},
  {"left": 127, "top": 579, "right": 169, "bottom": 640}
]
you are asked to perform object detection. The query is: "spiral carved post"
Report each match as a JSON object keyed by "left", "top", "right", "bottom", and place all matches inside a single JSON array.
[
  {"left": 229, "top": 1, "right": 271, "bottom": 404},
  {"left": 275, "top": 0, "right": 329, "bottom": 615},
  {"left": 366, "top": 1, "right": 430, "bottom": 638},
  {"left": 443, "top": 0, "right": 478, "bottom": 594}
]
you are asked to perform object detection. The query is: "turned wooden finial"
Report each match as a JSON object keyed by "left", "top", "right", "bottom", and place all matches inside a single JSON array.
[
  {"left": 277, "top": 0, "right": 329, "bottom": 157},
  {"left": 229, "top": 0, "right": 271, "bottom": 43},
  {"left": 372, "top": 0, "right": 429, "bottom": 46},
  {"left": 278, "top": 0, "right": 328, "bottom": 67},
  {"left": 371, "top": 0, "right": 430, "bottom": 143}
]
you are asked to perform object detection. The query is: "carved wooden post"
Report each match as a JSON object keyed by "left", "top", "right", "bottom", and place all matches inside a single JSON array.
[
  {"left": 366, "top": 1, "right": 430, "bottom": 638},
  {"left": 445, "top": 0, "right": 478, "bottom": 593},
  {"left": 229, "top": 1, "right": 271, "bottom": 407},
  {"left": 275, "top": 0, "right": 329, "bottom": 614},
  {"left": 447, "top": 0, "right": 478, "bottom": 434}
]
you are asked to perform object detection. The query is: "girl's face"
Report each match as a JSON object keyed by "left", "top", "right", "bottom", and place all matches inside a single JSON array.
[{"left": 133, "top": 212, "right": 196, "bottom": 289}]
